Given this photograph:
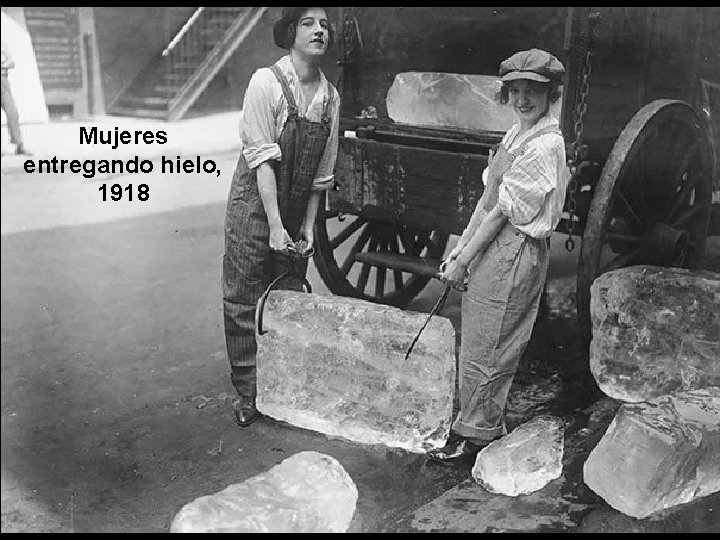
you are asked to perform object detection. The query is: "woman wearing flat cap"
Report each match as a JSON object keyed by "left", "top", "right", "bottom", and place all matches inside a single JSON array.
[
  {"left": 222, "top": 7, "right": 339, "bottom": 427},
  {"left": 429, "top": 48, "right": 570, "bottom": 461}
]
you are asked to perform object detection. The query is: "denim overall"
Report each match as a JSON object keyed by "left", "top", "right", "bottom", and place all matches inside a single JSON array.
[
  {"left": 452, "top": 125, "right": 561, "bottom": 443},
  {"left": 223, "top": 65, "right": 334, "bottom": 397}
]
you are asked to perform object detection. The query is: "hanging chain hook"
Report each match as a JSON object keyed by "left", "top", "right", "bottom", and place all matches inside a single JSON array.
[{"left": 565, "top": 9, "right": 599, "bottom": 252}]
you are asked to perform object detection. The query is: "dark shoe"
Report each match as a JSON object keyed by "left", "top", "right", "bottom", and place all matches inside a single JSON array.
[
  {"left": 15, "top": 145, "right": 31, "bottom": 155},
  {"left": 426, "top": 438, "right": 484, "bottom": 463},
  {"left": 232, "top": 396, "right": 258, "bottom": 427}
]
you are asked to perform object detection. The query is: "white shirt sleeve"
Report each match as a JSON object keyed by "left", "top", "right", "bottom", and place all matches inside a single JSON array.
[
  {"left": 239, "top": 69, "right": 282, "bottom": 170},
  {"left": 311, "top": 85, "right": 341, "bottom": 192},
  {"left": 498, "top": 134, "right": 564, "bottom": 236}
]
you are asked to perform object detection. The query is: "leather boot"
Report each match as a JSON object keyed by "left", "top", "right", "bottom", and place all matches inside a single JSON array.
[
  {"left": 230, "top": 366, "right": 258, "bottom": 427},
  {"left": 232, "top": 395, "right": 258, "bottom": 427},
  {"left": 426, "top": 438, "right": 484, "bottom": 463}
]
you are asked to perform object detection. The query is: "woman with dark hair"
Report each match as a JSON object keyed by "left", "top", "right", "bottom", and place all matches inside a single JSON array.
[
  {"left": 429, "top": 49, "right": 570, "bottom": 461},
  {"left": 223, "top": 7, "right": 339, "bottom": 427}
]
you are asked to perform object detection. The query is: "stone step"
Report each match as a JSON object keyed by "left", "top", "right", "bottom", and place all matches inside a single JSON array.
[
  {"left": 119, "top": 96, "right": 170, "bottom": 107},
  {"left": 108, "top": 107, "right": 169, "bottom": 120}
]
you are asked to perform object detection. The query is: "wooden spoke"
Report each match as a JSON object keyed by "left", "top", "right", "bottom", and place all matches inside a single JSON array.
[
  {"left": 330, "top": 217, "right": 366, "bottom": 249},
  {"left": 614, "top": 190, "right": 644, "bottom": 230},
  {"left": 393, "top": 269, "right": 404, "bottom": 291},
  {"left": 340, "top": 227, "right": 371, "bottom": 276},
  {"left": 628, "top": 158, "right": 649, "bottom": 219},
  {"left": 666, "top": 178, "right": 697, "bottom": 221},
  {"left": 666, "top": 128, "right": 697, "bottom": 178},
  {"left": 399, "top": 230, "right": 417, "bottom": 255},
  {"left": 390, "top": 236, "right": 404, "bottom": 290},
  {"left": 357, "top": 263, "right": 371, "bottom": 293},
  {"left": 671, "top": 204, "right": 705, "bottom": 228},
  {"left": 356, "top": 237, "right": 379, "bottom": 293},
  {"left": 415, "top": 231, "right": 431, "bottom": 254},
  {"left": 672, "top": 146, "right": 695, "bottom": 180},
  {"left": 375, "top": 243, "right": 387, "bottom": 298},
  {"left": 424, "top": 232, "right": 441, "bottom": 253}
]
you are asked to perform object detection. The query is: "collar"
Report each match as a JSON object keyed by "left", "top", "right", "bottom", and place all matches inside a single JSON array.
[
  {"left": 275, "top": 55, "right": 328, "bottom": 97},
  {"left": 505, "top": 113, "right": 559, "bottom": 150}
]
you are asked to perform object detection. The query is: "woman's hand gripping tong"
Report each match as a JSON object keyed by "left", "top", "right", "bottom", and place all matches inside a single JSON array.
[{"left": 255, "top": 240, "right": 315, "bottom": 336}]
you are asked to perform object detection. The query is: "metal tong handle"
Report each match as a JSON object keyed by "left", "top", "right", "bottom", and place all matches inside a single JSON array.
[
  {"left": 404, "top": 285, "right": 451, "bottom": 361},
  {"left": 404, "top": 275, "right": 468, "bottom": 361},
  {"left": 255, "top": 247, "right": 314, "bottom": 336}
]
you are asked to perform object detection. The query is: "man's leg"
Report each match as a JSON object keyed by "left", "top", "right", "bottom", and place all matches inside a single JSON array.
[{"left": 1, "top": 74, "right": 26, "bottom": 153}]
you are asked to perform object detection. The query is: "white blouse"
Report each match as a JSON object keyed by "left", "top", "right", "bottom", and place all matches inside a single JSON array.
[
  {"left": 239, "top": 55, "right": 340, "bottom": 191},
  {"left": 482, "top": 114, "right": 570, "bottom": 238}
]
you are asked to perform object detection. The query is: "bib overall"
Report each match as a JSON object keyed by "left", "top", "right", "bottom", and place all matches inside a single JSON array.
[
  {"left": 222, "top": 65, "right": 333, "bottom": 396},
  {"left": 452, "top": 126, "right": 561, "bottom": 443}
]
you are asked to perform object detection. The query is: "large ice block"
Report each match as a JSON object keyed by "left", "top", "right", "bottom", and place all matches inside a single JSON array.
[
  {"left": 386, "top": 72, "right": 562, "bottom": 134},
  {"left": 583, "top": 388, "right": 720, "bottom": 519},
  {"left": 255, "top": 291, "right": 456, "bottom": 453},
  {"left": 589, "top": 265, "right": 720, "bottom": 402}
]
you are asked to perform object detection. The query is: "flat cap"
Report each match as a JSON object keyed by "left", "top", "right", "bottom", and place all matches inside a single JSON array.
[{"left": 499, "top": 49, "right": 565, "bottom": 83}]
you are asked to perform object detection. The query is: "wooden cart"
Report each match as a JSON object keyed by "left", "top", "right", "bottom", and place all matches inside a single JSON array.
[{"left": 313, "top": 7, "right": 720, "bottom": 336}]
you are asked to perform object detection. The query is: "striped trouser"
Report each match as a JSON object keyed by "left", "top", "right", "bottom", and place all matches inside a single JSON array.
[
  {"left": 451, "top": 223, "right": 548, "bottom": 443},
  {"left": 222, "top": 186, "right": 306, "bottom": 393}
]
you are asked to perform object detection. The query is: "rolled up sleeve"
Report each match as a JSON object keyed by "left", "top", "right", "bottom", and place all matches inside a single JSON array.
[
  {"left": 311, "top": 87, "right": 341, "bottom": 191},
  {"left": 498, "top": 143, "right": 557, "bottom": 227},
  {"left": 240, "top": 69, "right": 281, "bottom": 170}
]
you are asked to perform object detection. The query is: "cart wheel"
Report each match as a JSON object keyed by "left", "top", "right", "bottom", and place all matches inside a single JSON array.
[
  {"left": 313, "top": 210, "right": 449, "bottom": 307},
  {"left": 577, "top": 99, "right": 714, "bottom": 338}
]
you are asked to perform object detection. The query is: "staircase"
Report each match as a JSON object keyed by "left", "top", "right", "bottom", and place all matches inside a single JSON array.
[
  {"left": 23, "top": 7, "right": 83, "bottom": 91},
  {"left": 109, "top": 7, "right": 267, "bottom": 121}
]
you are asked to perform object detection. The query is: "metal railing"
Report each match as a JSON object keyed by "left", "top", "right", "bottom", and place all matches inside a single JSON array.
[
  {"left": 162, "top": 7, "right": 205, "bottom": 58},
  {"left": 167, "top": 7, "right": 267, "bottom": 120},
  {"left": 156, "top": 7, "right": 262, "bottom": 118},
  {"left": 160, "top": 7, "right": 212, "bottom": 111}
]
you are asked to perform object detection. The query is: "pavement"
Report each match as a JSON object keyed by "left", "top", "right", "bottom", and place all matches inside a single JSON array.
[{"left": 1, "top": 113, "right": 243, "bottom": 235}]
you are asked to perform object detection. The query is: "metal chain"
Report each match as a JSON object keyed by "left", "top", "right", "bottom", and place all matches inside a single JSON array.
[
  {"left": 343, "top": 11, "right": 354, "bottom": 61},
  {"left": 565, "top": 12, "right": 596, "bottom": 252}
]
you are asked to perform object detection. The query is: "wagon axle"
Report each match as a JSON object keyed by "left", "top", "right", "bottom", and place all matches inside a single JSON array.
[{"left": 643, "top": 222, "right": 690, "bottom": 266}]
